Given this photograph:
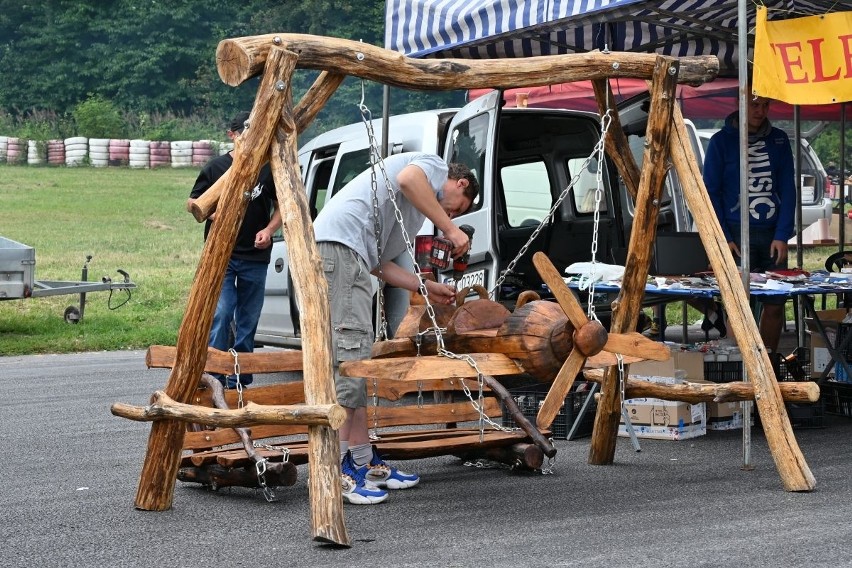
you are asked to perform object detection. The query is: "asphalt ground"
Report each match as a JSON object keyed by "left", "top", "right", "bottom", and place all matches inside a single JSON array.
[{"left": 2, "top": 349, "right": 852, "bottom": 568}]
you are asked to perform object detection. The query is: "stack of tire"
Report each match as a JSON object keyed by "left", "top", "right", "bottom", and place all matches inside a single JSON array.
[
  {"left": 219, "top": 142, "right": 234, "bottom": 155},
  {"left": 6, "top": 137, "right": 26, "bottom": 164},
  {"left": 47, "top": 140, "right": 65, "bottom": 166},
  {"left": 27, "top": 140, "right": 45, "bottom": 165},
  {"left": 170, "top": 141, "right": 193, "bottom": 168},
  {"left": 149, "top": 141, "right": 170, "bottom": 168},
  {"left": 88, "top": 138, "right": 109, "bottom": 167},
  {"left": 129, "top": 140, "right": 150, "bottom": 168},
  {"left": 0, "top": 136, "right": 6, "bottom": 163},
  {"left": 192, "top": 140, "right": 215, "bottom": 166},
  {"left": 108, "top": 139, "right": 130, "bottom": 166}
]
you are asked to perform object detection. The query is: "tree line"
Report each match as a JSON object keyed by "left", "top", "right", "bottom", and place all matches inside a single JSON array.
[{"left": 0, "top": 0, "right": 464, "bottom": 141}]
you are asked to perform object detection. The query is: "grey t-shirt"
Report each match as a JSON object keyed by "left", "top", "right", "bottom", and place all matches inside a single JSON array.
[{"left": 314, "top": 152, "right": 448, "bottom": 270}]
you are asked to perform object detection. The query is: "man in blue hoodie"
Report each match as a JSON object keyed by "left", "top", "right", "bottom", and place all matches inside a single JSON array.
[{"left": 703, "top": 92, "right": 796, "bottom": 354}]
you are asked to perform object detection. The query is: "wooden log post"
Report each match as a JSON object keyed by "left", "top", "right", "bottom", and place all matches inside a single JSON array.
[
  {"left": 132, "top": 47, "right": 294, "bottom": 512},
  {"left": 111, "top": 391, "right": 346, "bottom": 428},
  {"left": 589, "top": 57, "right": 679, "bottom": 466},
  {"left": 215, "top": 34, "right": 718, "bottom": 89},
  {"left": 267, "top": 59, "right": 350, "bottom": 546},
  {"left": 592, "top": 78, "right": 641, "bottom": 201},
  {"left": 583, "top": 369, "right": 820, "bottom": 403},
  {"left": 667, "top": 104, "right": 816, "bottom": 492},
  {"left": 189, "top": 70, "right": 345, "bottom": 222}
]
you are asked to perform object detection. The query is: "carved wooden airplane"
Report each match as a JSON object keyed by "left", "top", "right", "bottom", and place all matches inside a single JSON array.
[{"left": 342, "top": 252, "right": 670, "bottom": 430}]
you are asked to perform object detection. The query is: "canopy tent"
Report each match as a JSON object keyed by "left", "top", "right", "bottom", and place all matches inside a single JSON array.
[{"left": 385, "top": 0, "right": 844, "bottom": 77}]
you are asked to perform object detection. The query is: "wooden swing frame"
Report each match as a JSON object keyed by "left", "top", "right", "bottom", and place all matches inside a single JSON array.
[{"left": 112, "top": 33, "right": 816, "bottom": 548}]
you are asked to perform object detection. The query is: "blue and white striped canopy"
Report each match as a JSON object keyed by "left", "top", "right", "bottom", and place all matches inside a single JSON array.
[{"left": 385, "top": 0, "right": 848, "bottom": 76}]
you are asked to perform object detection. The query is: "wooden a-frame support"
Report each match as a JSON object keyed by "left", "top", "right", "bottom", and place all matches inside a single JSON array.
[{"left": 123, "top": 32, "right": 813, "bottom": 551}]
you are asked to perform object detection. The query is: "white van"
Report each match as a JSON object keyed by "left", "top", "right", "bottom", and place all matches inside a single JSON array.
[{"left": 254, "top": 92, "right": 698, "bottom": 348}]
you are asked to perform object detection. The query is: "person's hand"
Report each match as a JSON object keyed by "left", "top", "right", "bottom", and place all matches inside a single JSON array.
[
  {"left": 424, "top": 279, "right": 457, "bottom": 305},
  {"left": 770, "top": 240, "right": 788, "bottom": 265},
  {"left": 727, "top": 241, "right": 741, "bottom": 258},
  {"left": 254, "top": 229, "right": 273, "bottom": 249},
  {"left": 443, "top": 225, "right": 470, "bottom": 258}
]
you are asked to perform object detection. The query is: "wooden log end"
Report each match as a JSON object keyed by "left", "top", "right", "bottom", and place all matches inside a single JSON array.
[{"left": 216, "top": 38, "right": 254, "bottom": 87}]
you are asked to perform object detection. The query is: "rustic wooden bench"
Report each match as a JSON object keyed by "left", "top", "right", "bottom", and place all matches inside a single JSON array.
[{"left": 143, "top": 345, "right": 546, "bottom": 494}]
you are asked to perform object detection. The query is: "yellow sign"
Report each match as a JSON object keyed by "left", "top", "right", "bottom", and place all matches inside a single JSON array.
[{"left": 753, "top": 6, "right": 852, "bottom": 105}]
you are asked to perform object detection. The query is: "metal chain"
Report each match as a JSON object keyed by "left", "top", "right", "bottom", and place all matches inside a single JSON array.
[
  {"left": 370, "top": 377, "right": 381, "bottom": 440},
  {"left": 617, "top": 354, "right": 627, "bottom": 414},
  {"left": 586, "top": 110, "right": 613, "bottom": 320},
  {"left": 490, "top": 113, "right": 613, "bottom": 297},
  {"left": 252, "top": 443, "right": 290, "bottom": 502},
  {"left": 228, "top": 348, "right": 244, "bottom": 408},
  {"left": 358, "top": 97, "right": 445, "bottom": 352},
  {"left": 360, "top": 102, "right": 390, "bottom": 342}
]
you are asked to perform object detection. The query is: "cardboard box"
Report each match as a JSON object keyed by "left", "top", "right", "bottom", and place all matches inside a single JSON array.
[
  {"left": 629, "top": 348, "right": 705, "bottom": 382},
  {"left": 706, "top": 401, "right": 748, "bottom": 430},
  {"left": 805, "top": 308, "right": 850, "bottom": 379},
  {"left": 619, "top": 397, "right": 706, "bottom": 440}
]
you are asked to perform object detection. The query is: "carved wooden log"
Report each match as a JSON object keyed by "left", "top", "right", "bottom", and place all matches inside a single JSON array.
[
  {"left": 111, "top": 391, "right": 346, "bottom": 428},
  {"left": 481, "top": 374, "right": 556, "bottom": 458},
  {"left": 458, "top": 443, "right": 545, "bottom": 471},
  {"left": 146, "top": 345, "right": 304, "bottom": 374},
  {"left": 583, "top": 369, "right": 820, "bottom": 403},
  {"left": 216, "top": 33, "right": 719, "bottom": 88},
  {"left": 268, "top": 59, "right": 350, "bottom": 546},
  {"left": 177, "top": 462, "right": 298, "bottom": 489},
  {"left": 590, "top": 57, "right": 678, "bottom": 466},
  {"left": 132, "top": 47, "right": 295, "bottom": 513},
  {"left": 667, "top": 103, "right": 816, "bottom": 491},
  {"left": 189, "top": 70, "right": 345, "bottom": 222}
]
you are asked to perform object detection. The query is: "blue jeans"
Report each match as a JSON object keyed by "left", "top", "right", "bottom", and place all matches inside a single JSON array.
[{"left": 209, "top": 258, "right": 268, "bottom": 387}]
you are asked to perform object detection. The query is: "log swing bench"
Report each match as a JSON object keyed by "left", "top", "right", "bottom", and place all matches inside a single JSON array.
[{"left": 110, "top": 33, "right": 819, "bottom": 548}]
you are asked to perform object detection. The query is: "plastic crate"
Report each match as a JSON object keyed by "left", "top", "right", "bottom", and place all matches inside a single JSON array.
[
  {"left": 771, "top": 347, "right": 812, "bottom": 382},
  {"left": 502, "top": 383, "right": 596, "bottom": 440},
  {"left": 785, "top": 399, "right": 825, "bottom": 429},
  {"left": 822, "top": 382, "right": 852, "bottom": 417},
  {"left": 704, "top": 360, "right": 743, "bottom": 383}
]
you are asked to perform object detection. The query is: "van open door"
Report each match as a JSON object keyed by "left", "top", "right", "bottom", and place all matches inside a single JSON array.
[{"left": 439, "top": 90, "right": 501, "bottom": 292}]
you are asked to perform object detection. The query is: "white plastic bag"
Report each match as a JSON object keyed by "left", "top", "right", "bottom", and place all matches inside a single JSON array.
[{"left": 565, "top": 262, "right": 625, "bottom": 290}]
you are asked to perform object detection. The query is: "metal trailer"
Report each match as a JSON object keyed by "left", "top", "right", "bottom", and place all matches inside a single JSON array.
[{"left": 0, "top": 236, "right": 136, "bottom": 323}]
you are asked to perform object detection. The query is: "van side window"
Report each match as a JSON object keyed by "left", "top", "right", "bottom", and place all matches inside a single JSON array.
[
  {"left": 448, "top": 114, "right": 488, "bottom": 211},
  {"left": 330, "top": 148, "right": 372, "bottom": 198},
  {"left": 568, "top": 157, "right": 608, "bottom": 214},
  {"left": 500, "top": 161, "right": 552, "bottom": 227}
]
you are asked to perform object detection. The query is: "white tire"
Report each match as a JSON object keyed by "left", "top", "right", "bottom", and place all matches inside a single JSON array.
[{"left": 64, "top": 136, "right": 88, "bottom": 145}]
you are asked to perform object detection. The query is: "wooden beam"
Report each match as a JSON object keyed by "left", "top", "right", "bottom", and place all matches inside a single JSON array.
[
  {"left": 146, "top": 345, "right": 303, "bottom": 375},
  {"left": 667, "top": 103, "right": 816, "bottom": 492},
  {"left": 583, "top": 369, "right": 820, "bottom": 403},
  {"left": 132, "top": 46, "right": 296, "bottom": 513},
  {"left": 592, "top": 78, "right": 642, "bottom": 200},
  {"left": 112, "top": 392, "right": 346, "bottom": 428},
  {"left": 589, "top": 56, "right": 679, "bottom": 466},
  {"left": 216, "top": 34, "right": 719, "bottom": 88},
  {"left": 268, "top": 62, "right": 350, "bottom": 545}
]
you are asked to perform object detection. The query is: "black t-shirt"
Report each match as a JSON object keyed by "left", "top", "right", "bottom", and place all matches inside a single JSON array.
[{"left": 190, "top": 153, "right": 277, "bottom": 263}]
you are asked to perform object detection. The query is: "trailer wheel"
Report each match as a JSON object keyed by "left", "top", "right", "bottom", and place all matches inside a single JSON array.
[{"left": 64, "top": 306, "right": 81, "bottom": 324}]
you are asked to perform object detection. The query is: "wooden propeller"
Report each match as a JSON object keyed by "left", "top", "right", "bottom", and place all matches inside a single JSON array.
[{"left": 531, "top": 252, "right": 670, "bottom": 429}]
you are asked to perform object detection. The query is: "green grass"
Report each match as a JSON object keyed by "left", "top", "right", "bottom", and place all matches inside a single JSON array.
[
  {"left": 0, "top": 164, "right": 845, "bottom": 355},
  {"left": 0, "top": 165, "right": 202, "bottom": 355}
]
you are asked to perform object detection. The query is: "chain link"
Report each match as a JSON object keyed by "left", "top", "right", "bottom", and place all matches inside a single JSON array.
[
  {"left": 358, "top": 98, "right": 445, "bottom": 351},
  {"left": 228, "top": 348, "right": 244, "bottom": 408},
  {"left": 586, "top": 110, "right": 613, "bottom": 320}
]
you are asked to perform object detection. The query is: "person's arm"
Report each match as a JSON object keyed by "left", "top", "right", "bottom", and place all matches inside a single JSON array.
[
  {"left": 372, "top": 261, "right": 456, "bottom": 305},
  {"left": 254, "top": 202, "right": 282, "bottom": 249},
  {"left": 703, "top": 134, "right": 739, "bottom": 257},
  {"left": 397, "top": 164, "right": 469, "bottom": 257},
  {"left": 772, "top": 133, "right": 796, "bottom": 262}
]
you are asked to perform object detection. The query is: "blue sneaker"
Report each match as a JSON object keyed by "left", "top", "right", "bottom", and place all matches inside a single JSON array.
[
  {"left": 365, "top": 447, "right": 420, "bottom": 489},
  {"left": 341, "top": 451, "right": 388, "bottom": 505}
]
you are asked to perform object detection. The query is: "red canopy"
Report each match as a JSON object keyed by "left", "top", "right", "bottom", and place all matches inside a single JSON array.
[{"left": 469, "top": 78, "right": 848, "bottom": 122}]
